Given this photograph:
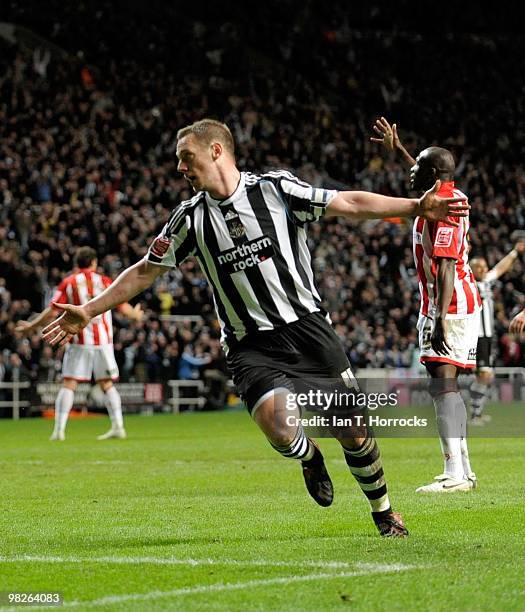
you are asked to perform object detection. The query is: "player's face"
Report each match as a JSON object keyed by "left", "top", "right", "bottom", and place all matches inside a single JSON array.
[
  {"left": 410, "top": 150, "right": 435, "bottom": 192},
  {"left": 471, "top": 259, "right": 488, "bottom": 280},
  {"left": 176, "top": 135, "right": 215, "bottom": 193}
]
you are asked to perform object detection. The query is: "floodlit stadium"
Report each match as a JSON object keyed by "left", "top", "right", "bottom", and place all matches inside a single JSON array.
[{"left": 1, "top": 2, "right": 525, "bottom": 609}]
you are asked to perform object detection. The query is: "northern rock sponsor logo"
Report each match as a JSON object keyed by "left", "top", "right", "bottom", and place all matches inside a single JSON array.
[{"left": 218, "top": 236, "right": 275, "bottom": 273}]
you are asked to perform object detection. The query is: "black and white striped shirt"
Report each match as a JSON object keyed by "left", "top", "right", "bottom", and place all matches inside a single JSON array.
[
  {"left": 146, "top": 171, "right": 338, "bottom": 351},
  {"left": 477, "top": 270, "right": 497, "bottom": 338}
]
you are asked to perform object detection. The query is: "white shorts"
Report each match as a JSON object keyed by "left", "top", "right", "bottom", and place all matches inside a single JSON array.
[
  {"left": 62, "top": 344, "right": 119, "bottom": 382},
  {"left": 417, "top": 311, "right": 480, "bottom": 369}
]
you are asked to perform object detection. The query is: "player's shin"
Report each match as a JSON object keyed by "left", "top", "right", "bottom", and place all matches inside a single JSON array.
[
  {"left": 267, "top": 422, "right": 333, "bottom": 506},
  {"left": 103, "top": 386, "right": 124, "bottom": 430},
  {"left": 454, "top": 394, "right": 475, "bottom": 478},
  {"left": 53, "top": 387, "right": 74, "bottom": 437},
  {"left": 257, "top": 392, "right": 316, "bottom": 462},
  {"left": 433, "top": 392, "right": 465, "bottom": 480},
  {"left": 255, "top": 393, "right": 333, "bottom": 506},
  {"left": 97, "top": 386, "right": 126, "bottom": 440},
  {"left": 470, "top": 380, "right": 489, "bottom": 418},
  {"left": 341, "top": 435, "right": 391, "bottom": 516},
  {"left": 460, "top": 437, "right": 474, "bottom": 479}
]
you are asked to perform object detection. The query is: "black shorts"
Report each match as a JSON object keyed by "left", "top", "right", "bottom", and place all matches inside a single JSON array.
[
  {"left": 476, "top": 336, "right": 494, "bottom": 370},
  {"left": 226, "top": 312, "right": 354, "bottom": 414}
]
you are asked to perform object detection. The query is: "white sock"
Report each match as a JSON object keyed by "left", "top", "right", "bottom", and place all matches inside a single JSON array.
[
  {"left": 55, "top": 388, "right": 74, "bottom": 434},
  {"left": 433, "top": 392, "right": 464, "bottom": 480},
  {"left": 460, "top": 437, "right": 473, "bottom": 477},
  {"left": 452, "top": 392, "right": 474, "bottom": 476},
  {"left": 454, "top": 391, "right": 468, "bottom": 439},
  {"left": 104, "top": 386, "right": 124, "bottom": 430},
  {"left": 303, "top": 441, "right": 315, "bottom": 462}
]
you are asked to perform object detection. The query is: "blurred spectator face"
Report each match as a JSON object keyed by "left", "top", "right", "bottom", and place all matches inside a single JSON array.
[
  {"left": 470, "top": 258, "right": 489, "bottom": 280},
  {"left": 9, "top": 354, "right": 21, "bottom": 367},
  {"left": 30, "top": 335, "right": 40, "bottom": 348}
]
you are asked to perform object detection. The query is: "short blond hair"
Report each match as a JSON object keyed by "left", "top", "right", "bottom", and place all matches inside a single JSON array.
[{"left": 177, "top": 118, "right": 235, "bottom": 156}]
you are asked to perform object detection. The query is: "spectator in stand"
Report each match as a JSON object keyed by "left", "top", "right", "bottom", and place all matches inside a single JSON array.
[
  {"left": 178, "top": 344, "right": 212, "bottom": 381},
  {"left": 1, "top": 1, "right": 525, "bottom": 395}
]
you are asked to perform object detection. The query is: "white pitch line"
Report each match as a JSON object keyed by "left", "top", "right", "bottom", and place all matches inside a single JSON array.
[
  {"left": 0, "top": 555, "right": 415, "bottom": 572},
  {"left": 62, "top": 565, "right": 421, "bottom": 608}
]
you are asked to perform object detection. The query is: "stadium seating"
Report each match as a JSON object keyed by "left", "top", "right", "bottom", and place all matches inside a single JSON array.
[{"left": 1, "top": 1, "right": 525, "bottom": 394}]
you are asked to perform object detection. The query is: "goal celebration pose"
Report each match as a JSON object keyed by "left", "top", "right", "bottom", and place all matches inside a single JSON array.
[{"left": 43, "top": 119, "right": 468, "bottom": 535}]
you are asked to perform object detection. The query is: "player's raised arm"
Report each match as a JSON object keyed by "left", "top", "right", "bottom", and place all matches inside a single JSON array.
[
  {"left": 326, "top": 180, "right": 468, "bottom": 225},
  {"left": 42, "top": 259, "right": 164, "bottom": 346},
  {"left": 370, "top": 116, "right": 416, "bottom": 168},
  {"left": 489, "top": 242, "right": 525, "bottom": 280}
]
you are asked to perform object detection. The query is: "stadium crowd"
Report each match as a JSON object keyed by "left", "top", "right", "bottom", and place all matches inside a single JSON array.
[{"left": 2, "top": 1, "right": 525, "bottom": 393}]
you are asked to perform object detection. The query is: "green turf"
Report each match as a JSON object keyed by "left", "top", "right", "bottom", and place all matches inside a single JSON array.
[{"left": 0, "top": 410, "right": 524, "bottom": 611}]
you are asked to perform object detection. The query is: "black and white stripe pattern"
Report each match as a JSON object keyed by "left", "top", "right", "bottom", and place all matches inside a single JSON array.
[
  {"left": 343, "top": 437, "right": 390, "bottom": 513},
  {"left": 477, "top": 271, "right": 496, "bottom": 338},
  {"left": 270, "top": 426, "right": 311, "bottom": 460},
  {"left": 146, "top": 171, "right": 337, "bottom": 352},
  {"left": 470, "top": 380, "right": 488, "bottom": 417}
]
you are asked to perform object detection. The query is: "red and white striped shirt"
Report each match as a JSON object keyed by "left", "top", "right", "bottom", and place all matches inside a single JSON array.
[
  {"left": 50, "top": 269, "right": 114, "bottom": 346},
  {"left": 412, "top": 181, "right": 481, "bottom": 319}
]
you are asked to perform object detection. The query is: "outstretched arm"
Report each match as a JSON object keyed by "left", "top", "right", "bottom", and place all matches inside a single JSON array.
[
  {"left": 370, "top": 116, "right": 416, "bottom": 169},
  {"left": 15, "top": 307, "right": 57, "bottom": 336},
  {"left": 326, "top": 180, "right": 468, "bottom": 225},
  {"left": 489, "top": 242, "right": 525, "bottom": 280},
  {"left": 42, "top": 259, "right": 165, "bottom": 346}
]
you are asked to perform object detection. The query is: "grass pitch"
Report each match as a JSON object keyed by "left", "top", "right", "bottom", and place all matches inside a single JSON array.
[{"left": 0, "top": 409, "right": 524, "bottom": 611}]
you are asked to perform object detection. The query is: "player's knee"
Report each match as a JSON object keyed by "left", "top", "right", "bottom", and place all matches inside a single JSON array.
[
  {"left": 337, "top": 434, "right": 367, "bottom": 450},
  {"left": 253, "top": 407, "right": 296, "bottom": 448},
  {"left": 62, "top": 378, "right": 77, "bottom": 391},
  {"left": 98, "top": 379, "right": 114, "bottom": 393},
  {"left": 428, "top": 381, "right": 458, "bottom": 397},
  {"left": 267, "top": 429, "right": 296, "bottom": 449},
  {"left": 427, "top": 370, "right": 458, "bottom": 397}
]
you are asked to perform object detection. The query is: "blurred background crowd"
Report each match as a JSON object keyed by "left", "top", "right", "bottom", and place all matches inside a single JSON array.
[{"left": 2, "top": 0, "right": 525, "bottom": 391}]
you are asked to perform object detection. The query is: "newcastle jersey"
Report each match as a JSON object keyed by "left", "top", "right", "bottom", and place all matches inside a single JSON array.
[
  {"left": 146, "top": 171, "right": 337, "bottom": 351},
  {"left": 477, "top": 270, "right": 497, "bottom": 338}
]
